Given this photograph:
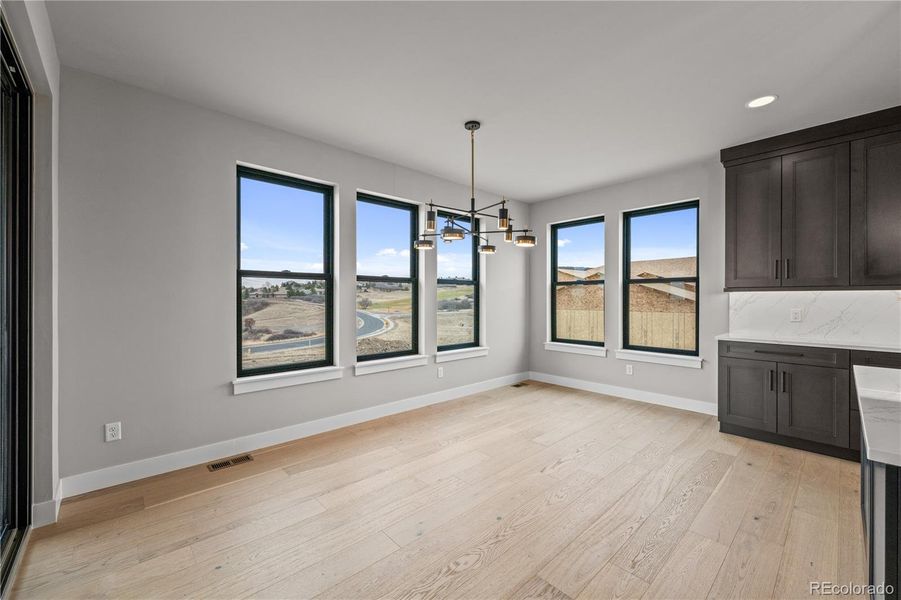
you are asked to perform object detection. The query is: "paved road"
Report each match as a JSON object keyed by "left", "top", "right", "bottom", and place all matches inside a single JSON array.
[{"left": 245, "top": 310, "right": 385, "bottom": 354}]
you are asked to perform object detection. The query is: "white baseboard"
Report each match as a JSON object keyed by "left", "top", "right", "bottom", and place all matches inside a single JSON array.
[
  {"left": 32, "top": 480, "right": 62, "bottom": 528},
  {"left": 59, "top": 371, "right": 530, "bottom": 501},
  {"left": 528, "top": 371, "right": 717, "bottom": 416}
]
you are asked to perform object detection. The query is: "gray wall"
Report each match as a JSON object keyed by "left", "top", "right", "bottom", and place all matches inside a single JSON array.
[
  {"left": 528, "top": 161, "right": 728, "bottom": 407},
  {"left": 58, "top": 68, "right": 531, "bottom": 479}
]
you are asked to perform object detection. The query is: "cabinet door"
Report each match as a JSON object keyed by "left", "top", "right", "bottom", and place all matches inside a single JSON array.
[
  {"left": 851, "top": 131, "right": 901, "bottom": 286},
  {"left": 725, "top": 158, "right": 782, "bottom": 288},
  {"left": 777, "top": 363, "right": 850, "bottom": 447},
  {"left": 719, "top": 357, "right": 777, "bottom": 432},
  {"left": 781, "top": 144, "right": 850, "bottom": 287}
]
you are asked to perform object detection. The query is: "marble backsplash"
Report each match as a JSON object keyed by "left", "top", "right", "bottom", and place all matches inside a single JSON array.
[{"left": 729, "top": 291, "right": 901, "bottom": 350}]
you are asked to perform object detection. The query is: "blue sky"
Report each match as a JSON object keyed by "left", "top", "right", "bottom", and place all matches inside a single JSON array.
[
  {"left": 242, "top": 175, "right": 696, "bottom": 278},
  {"left": 240, "top": 178, "right": 325, "bottom": 273},
  {"left": 629, "top": 206, "right": 697, "bottom": 261},
  {"left": 555, "top": 206, "right": 697, "bottom": 269},
  {"left": 356, "top": 200, "right": 412, "bottom": 277},
  {"left": 436, "top": 214, "right": 474, "bottom": 279},
  {"left": 556, "top": 220, "right": 604, "bottom": 269}
]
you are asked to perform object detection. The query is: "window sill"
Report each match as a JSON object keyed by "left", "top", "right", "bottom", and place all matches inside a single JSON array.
[
  {"left": 232, "top": 366, "right": 344, "bottom": 395},
  {"left": 354, "top": 354, "right": 429, "bottom": 376},
  {"left": 544, "top": 342, "right": 607, "bottom": 357},
  {"left": 615, "top": 349, "right": 703, "bottom": 369},
  {"left": 435, "top": 346, "right": 489, "bottom": 363}
]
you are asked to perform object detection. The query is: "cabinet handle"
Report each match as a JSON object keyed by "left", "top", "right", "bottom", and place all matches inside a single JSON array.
[
  {"left": 775, "top": 259, "right": 780, "bottom": 280},
  {"left": 781, "top": 371, "right": 788, "bottom": 393},
  {"left": 785, "top": 258, "right": 791, "bottom": 280},
  {"left": 753, "top": 349, "right": 804, "bottom": 357},
  {"left": 769, "top": 369, "right": 775, "bottom": 391}
]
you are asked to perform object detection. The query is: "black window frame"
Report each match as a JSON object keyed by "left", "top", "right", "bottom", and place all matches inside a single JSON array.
[
  {"left": 622, "top": 199, "right": 700, "bottom": 356},
  {"left": 236, "top": 165, "right": 334, "bottom": 377},
  {"left": 355, "top": 194, "right": 419, "bottom": 362},
  {"left": 436, "top": 210, "right": 480, "bottom": 352},
  {"left": 0, "top": 15, "right": 33, "bottom": 594},
  {"left": 550, "top": 215, "right": 605, "bottom": 347}
]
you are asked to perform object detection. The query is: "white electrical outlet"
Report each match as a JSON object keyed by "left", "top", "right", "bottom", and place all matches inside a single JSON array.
[
  {"left": 105, "top": 421, "right": 122, "bottom": 442},
  {"left": 437, "top": 367, "right": 444, "bottom": 379},
  {"left": 625, "top": 364, "right": 633, "bottom": 375},
  {"left": 790, "top": 308, "right": 803, "bottom": 323}
]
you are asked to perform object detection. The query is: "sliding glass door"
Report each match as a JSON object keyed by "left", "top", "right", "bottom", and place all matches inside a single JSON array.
[{"left": 0, "top": 15, "right": 32, "bottom": 593}]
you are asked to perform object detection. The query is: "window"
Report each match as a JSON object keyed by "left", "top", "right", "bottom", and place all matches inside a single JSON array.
[
  {"left": 623, "top": 200, "right": 699, "bottom": 355},
  {"left": 356, "top": 195, "right": 419, "bottom": 360},
  {"left": 237, "top": 166, "right": 333, "bottom": 376},
  {"left": 550, "top": 216, "right": 605, "bottom": 346},
  {"left": 436, "top": 212, "right": 480, "bottom": 350},
  {"left": 1, "top": 18, "right": 34, "bottom": 584}
]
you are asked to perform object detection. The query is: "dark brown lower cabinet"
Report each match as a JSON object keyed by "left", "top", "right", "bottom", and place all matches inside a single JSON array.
[
  {"left": 776, "top": 363, "right": 849, "bottom": 448},
  {"left": 719, "top": 357, "right": 777, "bottom": 432},
  {"left": 718, "top": 340, "right": 861, "bottom": 460}
]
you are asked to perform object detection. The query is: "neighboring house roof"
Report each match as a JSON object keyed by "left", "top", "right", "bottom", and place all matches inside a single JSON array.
[
  {"left": 628, "top": 257, "right": 696, "bottom": 278},
  {"left": 557, "top": 266, "right": 605, "bottom": 281},
  {"left": 556, "top": 257, "right": 696, "bottom": 301}
]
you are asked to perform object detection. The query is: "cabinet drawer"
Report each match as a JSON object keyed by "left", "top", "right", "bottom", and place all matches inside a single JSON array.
[
  {"left": 851, "top": 350, "right": 901, "bottom": 369},
  {"left": 719, "top": 340, "right": 849, "bottom": 368}
]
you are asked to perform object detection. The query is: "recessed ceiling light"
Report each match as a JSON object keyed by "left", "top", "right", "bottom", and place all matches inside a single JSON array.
[{"left": 746, "top": 95, "right": 778, "bottom": 108}]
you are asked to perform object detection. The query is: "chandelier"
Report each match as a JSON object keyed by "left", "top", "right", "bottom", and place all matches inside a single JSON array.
[{"left": 414, "top": 121, "right": 536, "bottom": 254}]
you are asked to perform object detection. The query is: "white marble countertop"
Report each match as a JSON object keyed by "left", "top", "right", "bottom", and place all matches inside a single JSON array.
[
  {"left": 716, "top": 333, "right": 901, "bottom": 354},
  {"left": 854, "top": 365, "right": 901, "bottom": 467}
]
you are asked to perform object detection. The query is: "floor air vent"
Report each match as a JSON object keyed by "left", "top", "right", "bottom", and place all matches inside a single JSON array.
[
  {"left": 207, "top": 454, "right": 254, "bottom": 472},
  {"left": 511, "top": 382, "right": 529, "bottom": 388}
]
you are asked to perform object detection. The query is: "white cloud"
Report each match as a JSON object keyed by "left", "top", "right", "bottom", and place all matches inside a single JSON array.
[
  {"left": 557, "top": 239, "right": 571, "bottom": 247},
  {"left": 376, "top": 248, "right": 398, "bottom": 256},
  {"left": 240, "top": 242, "right": 249, "bottom": 251},
  {"left": 399, "top": 249, "right": 410, "bottom": 257}
]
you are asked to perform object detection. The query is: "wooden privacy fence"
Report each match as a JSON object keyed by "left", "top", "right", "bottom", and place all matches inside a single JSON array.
[
  {"left": 628, "top": 311, "right": 695, "bottom": 350},
  {"left": 555, "top": 310, "right": 605, "bottom": 342}
]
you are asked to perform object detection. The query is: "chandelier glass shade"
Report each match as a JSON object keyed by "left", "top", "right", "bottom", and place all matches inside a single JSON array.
[
  {"left": 414, "top": 121, "right": 536, "bottom": 254},
  {"left": 440, "top": 224, "right": 466, "bottom": 241},
  {"left": 514, "top": 233, "right": 537, "bottom": 247}
]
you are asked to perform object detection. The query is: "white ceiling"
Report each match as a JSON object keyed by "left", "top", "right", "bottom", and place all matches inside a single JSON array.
[{"left": 46, "top": 1, "right": 901, "bottom": 202}]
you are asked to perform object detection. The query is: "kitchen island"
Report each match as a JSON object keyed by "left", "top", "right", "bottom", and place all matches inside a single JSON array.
[{"left": 856, "top": 365, "right": 901, "bottom": 600}]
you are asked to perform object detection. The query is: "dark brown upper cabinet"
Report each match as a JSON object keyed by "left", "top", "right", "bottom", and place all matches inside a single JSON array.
[
  {"left": 850, "top": 130, "right": 901, "bottom": 286},
  {"left": 721, "top": 105, "right": 901, "bottom": 291},
  {"left": 781, "top": 144, "right": 849, "bottom": 287},
  {"left": 725, "top": 158, "right": 781, "bottom": 288}
]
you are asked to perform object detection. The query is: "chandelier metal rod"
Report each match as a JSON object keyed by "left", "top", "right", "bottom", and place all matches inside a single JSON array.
[
  {"left": 470, "top": 128, "right": 475, "bottom": 201},
  {"left": 419, "top": 228, "right": 531, "bottom": 239},
  {"left": 426, "top": 200, "right": 506, "bottom": 215}
]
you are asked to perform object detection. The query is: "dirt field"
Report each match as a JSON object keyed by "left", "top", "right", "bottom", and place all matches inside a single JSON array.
[
  {"left": 242, "top": 298, "right": 325, "bottom": 338},
  {"left": 356, "top": 285, "right": 414, "bottom": 356},
  {"left": 242, "top": 345, "right": 325, "bottom": 370},
  {"left": 437, "top": 284, "right": 475, "bottom": 346},
  {"left": 241, "top": 297, "right": 327, "bottom": 369}
]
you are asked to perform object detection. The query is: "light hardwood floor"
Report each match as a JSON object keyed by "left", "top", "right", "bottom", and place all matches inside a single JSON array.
[{"left": 12, "top": 381, "right": 867, "bottom": 599}]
